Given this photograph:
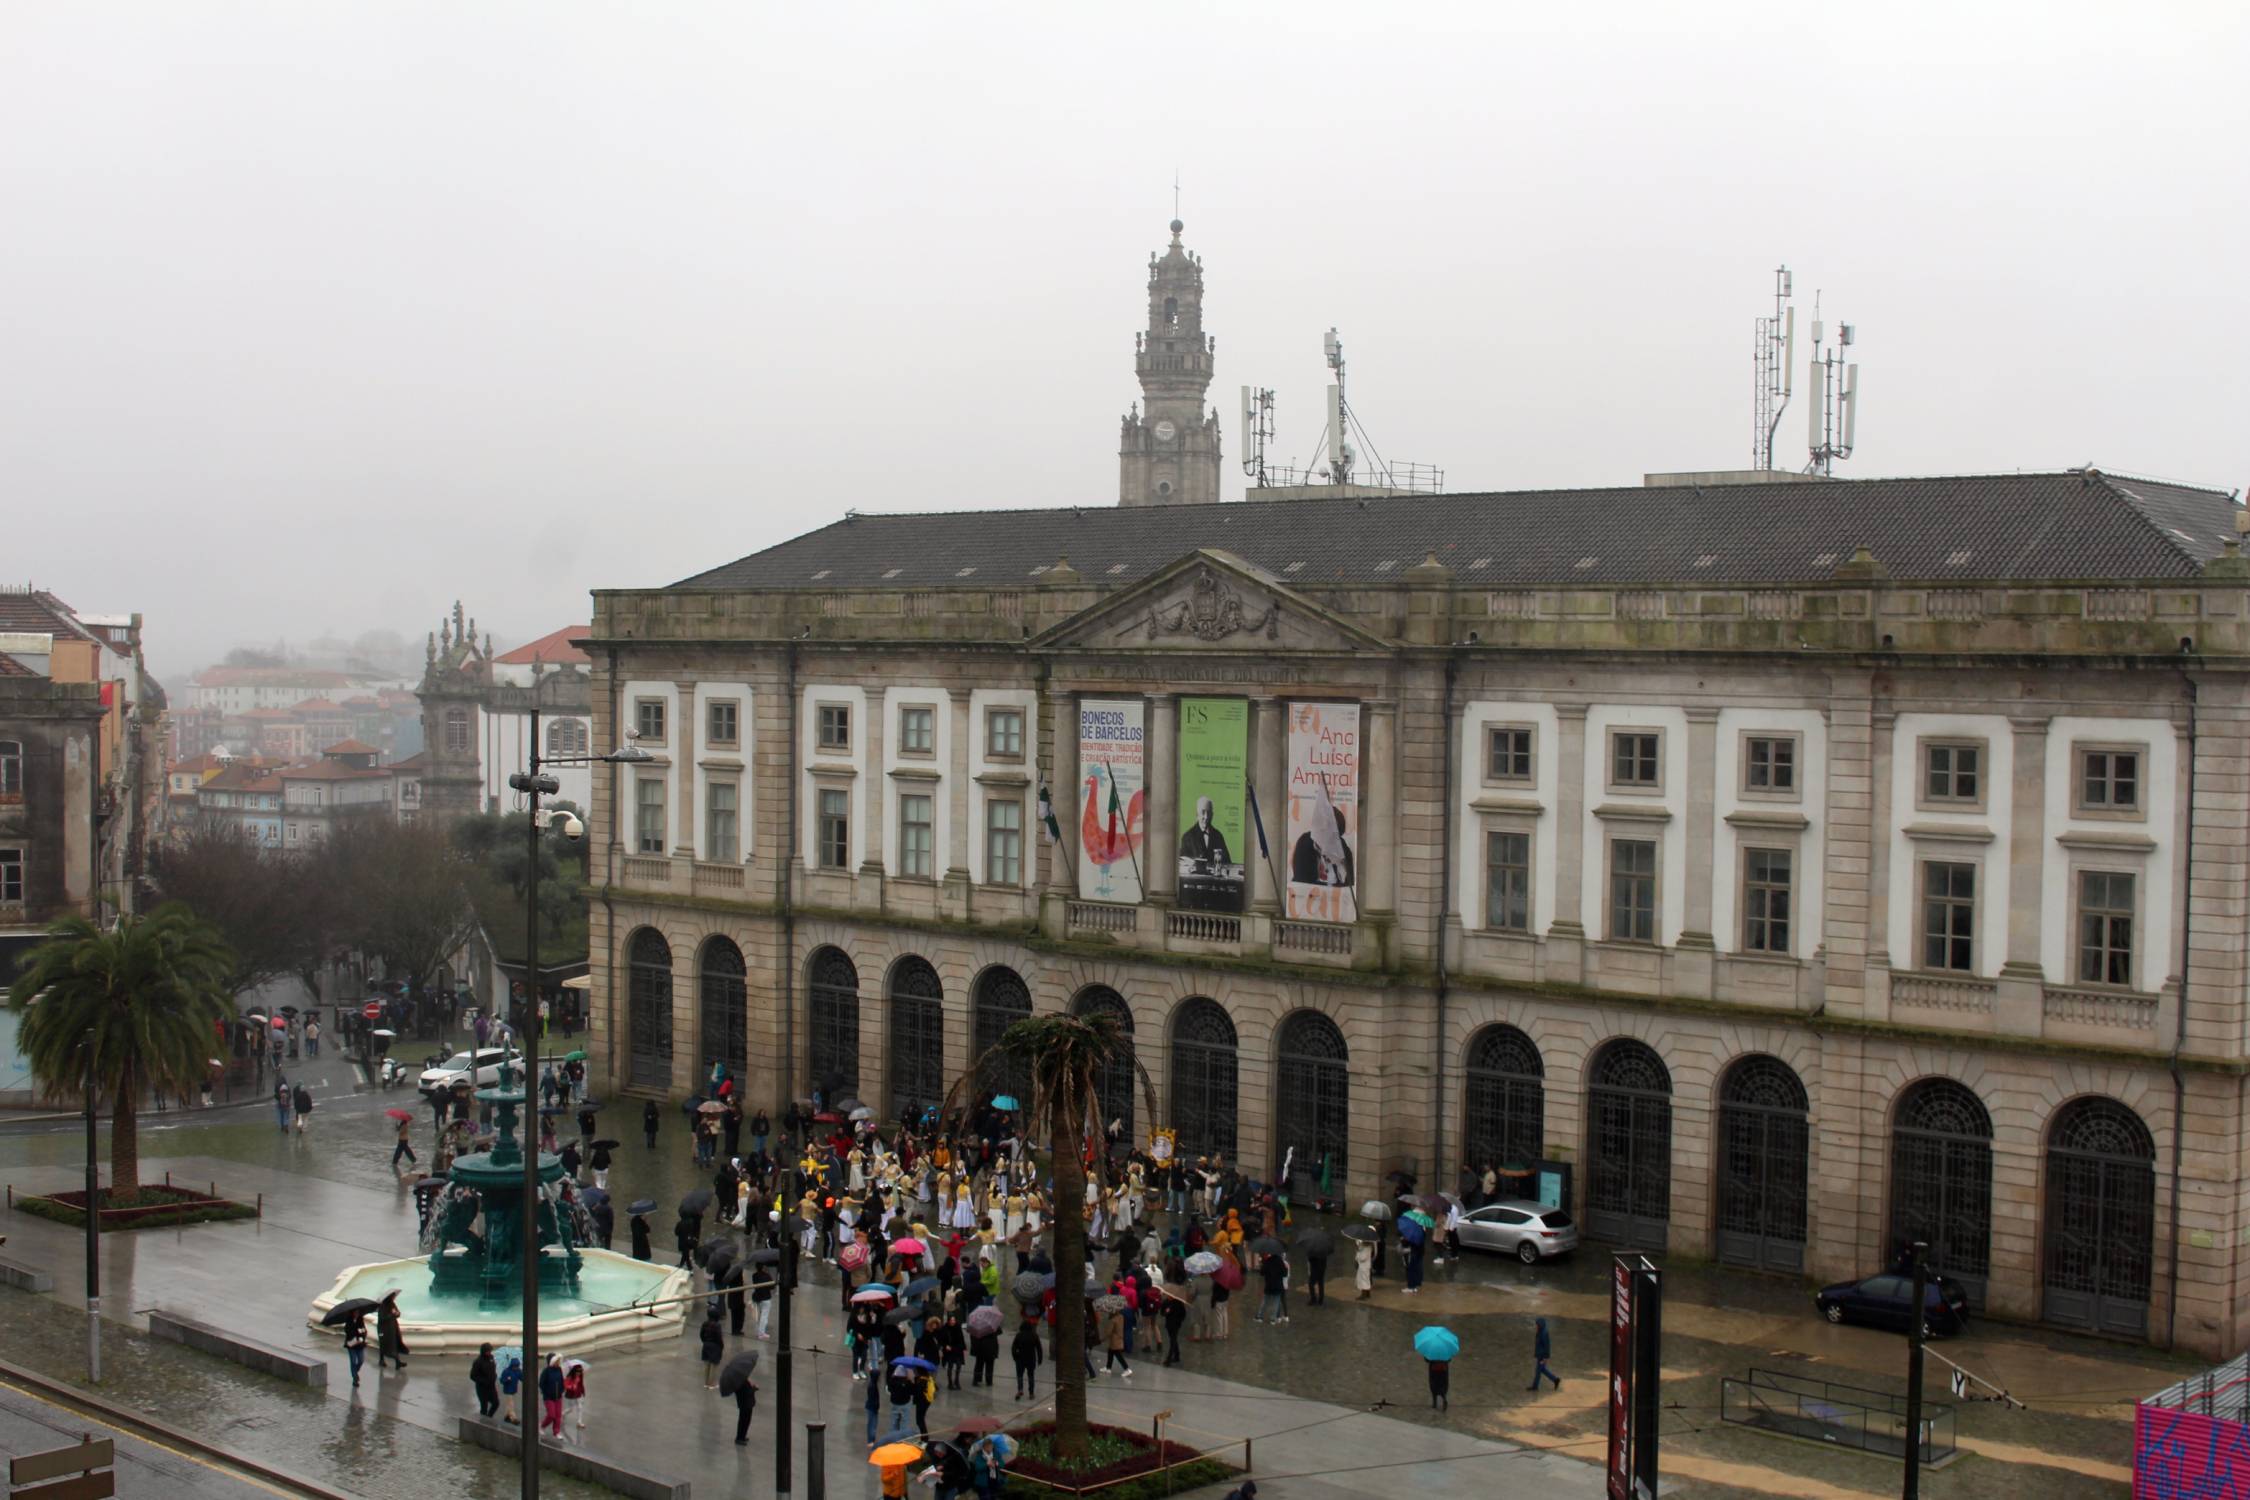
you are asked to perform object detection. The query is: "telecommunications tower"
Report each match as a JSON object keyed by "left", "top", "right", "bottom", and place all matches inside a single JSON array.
[
  {"left": 1752, "top": 266, "right": 1795, "bottom": 469},
  {"left": 1804, "top": 296, "right": 1861, "bottom": 477}
]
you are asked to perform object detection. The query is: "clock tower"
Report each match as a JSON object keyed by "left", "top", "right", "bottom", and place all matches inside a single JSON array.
[{"left": 1119, "top": 219, "right": 1222, "bottom": 507}]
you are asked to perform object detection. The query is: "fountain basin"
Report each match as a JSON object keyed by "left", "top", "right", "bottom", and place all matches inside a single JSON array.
[{"left": 307, "top": 1250, "right": 691, "bottom": 1354}]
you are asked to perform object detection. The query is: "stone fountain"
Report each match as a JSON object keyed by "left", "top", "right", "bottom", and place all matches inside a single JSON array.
[{"left": 309, "top": 1063, "right": 688, "bottom": 1353}]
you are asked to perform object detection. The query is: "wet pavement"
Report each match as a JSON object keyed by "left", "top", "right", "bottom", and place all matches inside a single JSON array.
[
  {"left": 0, "top": 1071, "right": 2173, "bottom": 1498},
  {"left": 0, "top": 1376, "right": 286, "bottom": 1500}
]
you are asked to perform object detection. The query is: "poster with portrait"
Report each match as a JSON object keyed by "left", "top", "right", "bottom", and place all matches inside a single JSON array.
[
  {"left": 1076, "top": 699, "right": 1145, "bottom": 904},
  {"left": 1286, "top": 702, "right": 1360, "bottom": 922},
  {"left": 1176, "top": 697, "right": 1248, "bottom": 913}
]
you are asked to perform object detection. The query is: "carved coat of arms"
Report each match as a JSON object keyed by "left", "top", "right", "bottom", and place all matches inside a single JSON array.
[{"left": 1141, "top": 565, "right": 1279, "bottom": 642}]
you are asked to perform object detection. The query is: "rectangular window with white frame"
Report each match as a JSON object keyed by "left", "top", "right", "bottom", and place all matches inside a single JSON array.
[
  {"left": 1920, "top": 740, "right": 1985, "bottom": 809},
  {"left": 986, "top": 797, "right": 1023, "bottom": 885},
  {"left": 705, "top": 780, "right": 739, "bottom": 863},
  {"left": 2075, "top": 745, "right": 2143, "bottom": 817},
  {"left": 635, "top": 777, "right": 666, "bottom": 854},
  {"left": 1485, "top": 725, "right": 1535, "bottom": 784},
  {"left": 1608, "top": 837, "right": 1657, "bottom": 942},
  {"left": 1609, "top": 730, "right": 1662, "bottom": 791},
  {"left": 1485, "top": 829, "right": 1531, "bottom": 931},
  {"left": 2076, "top": 869, "right": 2135, "bottom": 986},
  {"left": 898, "top": 793, "right": 934, "bottom": 877},
  {"left": 987, "top": 708, "right": 1025, "bottom": 760},
  {"left": 817, "top": 788, "right": 850, "bottom": 869},
  {"left": 707, "top": 699, "right": 740, "bottom": 749},
  {"left": 1741, "top": 846, "right": 1793, "bottom": 953},
  {"left": 1921, "top": 860, "right": 1976, "bottom": 971},
  {"left": 898, "top": 705, "right": 935, "bottom": 756},
  {"left": 1742, "top": 733, "right": 1799, "bottom": 797},
  {"left": 816, "top": 704, "right": 851, "bottom": 753}
]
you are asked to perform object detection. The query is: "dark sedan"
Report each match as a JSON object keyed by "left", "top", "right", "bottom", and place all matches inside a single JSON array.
[{"left": 1815, "top": 1270, "right": 1971, "bottom": 1337}]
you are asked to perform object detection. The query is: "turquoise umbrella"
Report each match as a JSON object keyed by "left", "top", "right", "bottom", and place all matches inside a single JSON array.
[{"left": 1413, "top": 1326, "right": 1460, "bottom": 1362}]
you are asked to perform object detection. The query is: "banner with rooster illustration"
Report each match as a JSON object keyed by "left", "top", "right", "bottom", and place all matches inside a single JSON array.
[
  {"left": 1076, "top": 698, "right": 1145, "bottom": 904},
  {"left": 1286, "top": 702, "right": 1360, "bottom": 922}
]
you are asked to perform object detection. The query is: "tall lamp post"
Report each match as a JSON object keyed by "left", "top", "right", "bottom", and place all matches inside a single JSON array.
[{"left": 506, "top": 703, "right": 648, "bottom": 1500}]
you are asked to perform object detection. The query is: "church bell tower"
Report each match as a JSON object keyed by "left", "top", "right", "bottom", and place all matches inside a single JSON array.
[{"left": 1119, "top": 219, "right": 1222, "bottom": 506}]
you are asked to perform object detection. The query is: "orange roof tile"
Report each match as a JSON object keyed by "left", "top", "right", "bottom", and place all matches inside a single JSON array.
[{"left": 493, "top": 625, "right": 592, "bottom": 666}]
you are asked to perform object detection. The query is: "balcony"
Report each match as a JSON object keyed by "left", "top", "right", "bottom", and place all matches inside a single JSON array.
[
  {"left": 1275, "top": 920, "right": 1354, "bottom": 965},
  {"left": 1889, "top": 971, "right": 1996, "bottom": 1017},
  {"left": 2042, "top": 984, "right": 2160, "bottom": 1036},
  {"left": 1065, "top": 901, "right": 1136, "bottom": 938},
  {"left": 1165, "top": 909, "right": 1241, "bottom": 945},
  {"left": 692, "top": 862, "right": 746, "bottom": 892},
  {"left": 622, "top": 856, "right": 674, "bottom": 889}
]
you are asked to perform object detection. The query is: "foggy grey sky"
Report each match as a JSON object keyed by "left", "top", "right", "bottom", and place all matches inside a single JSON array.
[{"left": 7, "top": 2, "right": 2246, "bottom": 687}]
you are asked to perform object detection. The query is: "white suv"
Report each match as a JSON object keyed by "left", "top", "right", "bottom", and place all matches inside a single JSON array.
[{"left": 419, "top": 1047, "right": 524, "bottom": 1095}]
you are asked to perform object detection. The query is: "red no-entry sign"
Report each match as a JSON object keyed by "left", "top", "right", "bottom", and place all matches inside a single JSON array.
[{"left": 362, "top": 1002, "right": 382, "bottom": 1020}]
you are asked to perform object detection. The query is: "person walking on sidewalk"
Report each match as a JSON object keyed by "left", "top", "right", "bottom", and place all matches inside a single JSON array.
[
  {"left": 305, "top": 1016, "right": 320, "bottom": 1057},
  {"left": 292, "top": 1082, "right": 313, "bottom": 1135},
  {"left": 273, "top": 1077, "right": 291, "bottom": 1132},
  {"left": 700, "top": 1311, "right": 725, "bottom": 1389},
  {"left": 1011, "top": 1320, "right": 1043, "bottom": 1399},
  {"left": 390, "top": 1115, "right": 416, "bottom": 1170},
  {"left": 470, "top": 1343, "right": 500, "bottom": 1417},
  {"left": 1101, "top": 1305, "right": 1131, "bottom": 1376},
  {"left": 1428, "top": 1357, "right": 1451, "bottom": 1411},
  {"left": 731, "top": 1374, "right": 758, "bottom": 1445},
  {"left": 1255, "top": 1249, "right": 1288, "bottom": 1325},
  {"left": 1528, "top": 1317, "right": 1561, "bottom": 1391},
  {"left": 538, "top": 1353, "right": 567, "bottom": 1442},
  {"left": 499, "top": 1351, "right": 524, "bottom": 1424},
  {"left": 563, "top": 1357, "right": 588, "bottom": 1433},
  {"left": 341, "top": 1312, "right": 368, "bottom": 1388},
  {"left": 375, "top": 1294, "right": 409, "bottom": 1372},
  {"left": 644, "top": 1098, "right": 661, "bottom": 1149}
]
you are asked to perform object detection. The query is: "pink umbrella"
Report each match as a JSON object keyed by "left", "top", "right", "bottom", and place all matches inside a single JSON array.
[
  {"left": 1213, "top": 1257, "right": 1244, "bottom": 1291},
  {"left": 838, "top": 1244, "right": 869, "bottom": 1271},
  {"left": 888, "top": 1237, "right": 926, "bottom": 1258}
]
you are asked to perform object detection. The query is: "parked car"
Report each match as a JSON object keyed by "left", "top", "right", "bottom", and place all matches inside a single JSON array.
[
  {"left": 1444, "top": 1196, "right": 1580, "bottom": 1263},
  {"left": 419, "top": 1047, "right": 524, "bottom": 1095},
  {"left": 1815, "top": 1270, "right": 1971, "bottom": 1337}
]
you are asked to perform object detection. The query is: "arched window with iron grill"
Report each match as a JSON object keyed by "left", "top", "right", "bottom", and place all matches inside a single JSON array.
[
  {"left": 1072, "top": 986, "right": 1137, "bottom": 1141},
  {"left": 1584, "top": 1039, "right": 1672, "bottom": 1246},
  {"left": 2042, "top": 1097, "right": 2155, "bottom": 1336},
  {"left": 807, "top": 947, "right": 859, "bottom": 1104},
  {"left": 1169, "top": 998, "right": 1237, "bottom": 1161},
  {"left": 972, "top": 967, "right": 1032, "bottom": 1105},
  {"left": 1714, "top": 1054, "right": 1809, "bottom": 1273},
  {"left": 1889, "top": 1078, "right": 1993, "bottom": 1306},
  {"left": 626, "top": 927, "right": 673, "bottom": 1091},
  {"left": 1462, "top": 1025, "right": 1544, "bottom": 1176},
  {"left": 1273, "top": 1010, "right": 1350, "bottom": 1192},
  {"left": 888, "top": 957, "right": 945, "bottom": 1123},
  {"left": 697, "top": 937, "right": 747, "bottom": 1088}
]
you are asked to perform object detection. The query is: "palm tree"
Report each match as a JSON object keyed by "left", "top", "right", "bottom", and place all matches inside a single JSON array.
[
  {"left": 945, "top": 1010, "right": 1155, "bottom": 1463},
  {"left": 7, "top": 904, "right": 235, "bottom": 1206}
]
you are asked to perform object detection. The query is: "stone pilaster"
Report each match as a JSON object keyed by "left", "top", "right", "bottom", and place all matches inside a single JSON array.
[
  {"left": 672, "top": 679, "right": 698, "bottom": 858},
  {"left": 1820, "top": 674, "right": 1876, "bottom": 1020},
  {"left": 1674, "top": 706, "right": 1720, "bottom": 998},
  {"left": 1862, "top": 710, "right": 1896, "bottom": 1020},
  {"left": 943, "top": 689, "right": 973, "bottom": 919},
  {"left": 1147, "top": 694, "right": 1178, "bottom": 904},
  {"left": 1995, "top": 715, "right": 2048, "bottom": 1036},
  {"left": 1363, "top": 701, "right": 1398, "bottom": 919},
  {"left": 856, "top": 691, "right": 886, "bottom": 908},
  {"left": 1547, "top": 703, "right": 1589, "bottom": 983},
  {"left": 1249, "top": 696, "right": 1284, "bottom": 920}
]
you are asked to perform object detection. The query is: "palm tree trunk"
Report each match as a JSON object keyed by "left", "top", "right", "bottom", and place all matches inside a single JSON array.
[
  {"left": 1049, "top": 1109, "right": 1091, "bottom": 1461},
  {"left": 109, "top": 1072, "right": 140, "bottom": 1207}
]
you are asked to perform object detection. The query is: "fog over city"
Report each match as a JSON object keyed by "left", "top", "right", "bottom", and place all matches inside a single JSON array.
[{"left": 6, "top": 2, "right": 2244, "bottom": 684}]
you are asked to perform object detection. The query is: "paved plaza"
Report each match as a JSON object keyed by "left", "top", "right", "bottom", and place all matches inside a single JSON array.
[{"left": 0, "top": 1036, "right": 2180, "bottom": 1498}]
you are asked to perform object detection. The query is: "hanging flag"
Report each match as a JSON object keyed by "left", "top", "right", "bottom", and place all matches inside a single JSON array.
[
  {"left": 1037, "top": 782, "right": 1062, "bottom": 844},
  {"left": 1949, "top": 1369, "right": 1967, "bottom": 1398},
  {"left": 1246, "top": 779, "right": 1272, "bottom": 860},
  {"left": 1104, "top": 761, "right": 1124, "bottom": 845}
]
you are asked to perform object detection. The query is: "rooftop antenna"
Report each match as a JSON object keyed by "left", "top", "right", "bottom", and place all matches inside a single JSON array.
[
  {"left": 1753, "top": 265, "right": 1795, "bottom": 469},
  {"left": 1240, "top": 385, "right": 1275, "bottom": 488},
  {"left": 1323, "top": 328, "right": 1355, "bottom": 484},
  {"left": 1804, "top": 292, "right": 1861, "bottom": 477}
]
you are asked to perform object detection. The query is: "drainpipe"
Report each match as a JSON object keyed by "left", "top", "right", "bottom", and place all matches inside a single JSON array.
[
  {"left": 2164, "top": 671, "right": 2196, "bottom": 1350},
  {"left": 781, "top": 643, "right": 800, "bottom": 1111},
  {"left": 1432, "top": 649, "right": 1460, "bottom": 1192}
]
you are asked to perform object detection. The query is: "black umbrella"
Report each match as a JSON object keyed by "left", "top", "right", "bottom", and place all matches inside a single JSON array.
[
  {"left": 1248, "top": 1235, "right": 1285, "bottom": 1258},
  {"left": 581, "top": 1187, "right": 610, "bottom": 1208},
  {"left": 590, "top": 1138, "right": 621, "bottom": 1151},
  {"left": 1295, "top": 1228, "right": 1334, "bottom": 1258},
  {"left": 1011, "top": 1271, "right": 1046, "bottom": 1303},
  {"left": 719, "top": 1349, "right": 760, "bottom": 1395},
  {"left": 746, "top": 1247, "right": 782, "bottom": 1266},
  {"left": 680, "top": 1188, "right": 713, "bottom": 1215},
  {"left": 321, "top": 1297, "right": 380, "bottom": 1327},
  {"left": 577, "top": 1098, "right": 603, "bottom": 1112},
  {"left": 884, "top": 1304, "right": 926, "bottom": 1326},
  {"left": 1340, "top": 1224, "right": 1380, "bottom": 1243},
  {"left": 701, "top": 1241, "right": 738, "bottom": 1274},
  {"left": 628, "top": 1198, "right": 658, "bottom": 1216},
  {"left": 279, "top": 1006, "right": 299, "bottom": 1017}
]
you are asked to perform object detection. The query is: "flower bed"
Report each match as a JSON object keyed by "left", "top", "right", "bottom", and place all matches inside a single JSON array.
[
  {"left": 16, "top": 1185, "right": 258, "bottom": 1232},
  {"left": 1003, "top": 1419, "right": 1239, "bottom": 1497}
]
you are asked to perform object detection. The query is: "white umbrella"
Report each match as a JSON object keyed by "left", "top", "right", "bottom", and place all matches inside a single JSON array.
[{"left": 849, "top": 1106, "right": 875, "bottom": 1122}]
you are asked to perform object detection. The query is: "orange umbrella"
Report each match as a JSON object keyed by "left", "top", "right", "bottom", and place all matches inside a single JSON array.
[{"left": 868, "top": 1442, "right": 923, "bottom": 1466}]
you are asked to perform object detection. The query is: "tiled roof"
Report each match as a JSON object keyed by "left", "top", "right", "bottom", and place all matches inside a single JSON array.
[
  {"left": 493, "top": 625, "right": 592, "bottom": 666},
  {"left": 388, "top": 751, "right": 429, "bottom": 771},
  {"left": 278, "top": 759, "right": 388, "bottom": 782},
  {"left": 0, "top": 653, "right": 33, "bottom": 677},
  {"left": 293, "top": 698, "right": 346, "bottom": 713},
  {"left": 670, "top": 470, "right": 2242, "bottom": 593},
  {"left": 0, "top": 590, "right": 90, "bottom": 641},
  {"left": 322, "top": 738, "right": 380, "bottom": 755}
]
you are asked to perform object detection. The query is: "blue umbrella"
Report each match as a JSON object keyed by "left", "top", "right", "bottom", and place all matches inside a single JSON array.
[
  {"left": 1398, "top": 1217, "right": 1427, "bottom": 1246},
  {"left": 991, "top": 1095, "right": 1019, "bottom": 1111},
  {"left": 580, "top": 1187, "right": 610, "bottom": 1208},
  {"left": 627, "top": 1198, "right": 658, "bottom": 1216},
  {"left": 904, "top": 1276, "right": 940, "bottom": 1298},
  {"left": 891, "top": 1355, "right": 938, "bottom": 1375},
  {"left": 1413, "top": 1326, "right": 1460, "bottom": 1362}
]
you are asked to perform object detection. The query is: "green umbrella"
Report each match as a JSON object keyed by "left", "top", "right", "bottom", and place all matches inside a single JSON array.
[{"left": 564, "top": 1049, "right": 587, "bottom": 1062}]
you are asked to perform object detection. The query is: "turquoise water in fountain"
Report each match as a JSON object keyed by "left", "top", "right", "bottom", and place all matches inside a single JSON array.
[{"left": 330, "top": 1251, "right": 677, "bottom": 1325}]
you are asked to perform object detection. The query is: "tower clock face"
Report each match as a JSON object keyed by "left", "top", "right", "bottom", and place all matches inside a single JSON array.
[{"left": 1154, "top": 419, "right": 1177, "bottom": 442}]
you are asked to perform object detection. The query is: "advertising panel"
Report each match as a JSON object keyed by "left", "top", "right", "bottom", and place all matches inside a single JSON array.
[
  {"left": 1176, "top": 697, "right": 1248, "bottom": 913},
  {"left": 1077, "top": 699, "right": 1145, "bottom": 904},
  {"left": 1285, "top": 702, "right": 1360, "bottom": 922}
]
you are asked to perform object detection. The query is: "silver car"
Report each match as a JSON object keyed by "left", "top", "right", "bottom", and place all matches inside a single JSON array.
[
  {"left": 418, "top": 1047, "right": 523, "bottom": 1095},
  {"left": 1452, "top": 1198, "right": 1580, "bottom": 1263}
]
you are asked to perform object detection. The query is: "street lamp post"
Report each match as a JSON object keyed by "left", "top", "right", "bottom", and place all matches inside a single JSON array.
[
  {"left": 506, "top": 704, "right": 648, "bottom": 1500},
  {"left": 83, "top": 1026, "right": 99, "bottom": 1383}
]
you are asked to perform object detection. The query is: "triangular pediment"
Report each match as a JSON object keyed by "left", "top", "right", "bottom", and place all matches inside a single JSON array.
[{"left": 1033, "top": 549, "right": 1394, "bottom": 654}]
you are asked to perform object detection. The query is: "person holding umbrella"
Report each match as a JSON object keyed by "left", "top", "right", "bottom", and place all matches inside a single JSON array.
[
  {"left": 1415, "top": 1326, "right": 1461, "bottom": 1410},
  {"left": 719, "top": 1349, "right": 759, "bottom": 1443},
  {"left": 699, "top": 1307, "right": 725, "bottom": 1389},
  {"left": 869, "top": 1441, "right": 920, "bottom": 1500},
  {"left": 629, "top": 1202, "right": 654, "bottom": 1261},
  {"left": 340, "top": 1308, "right": 369, "bottom": 1388},
  {"left": 1352, "top": 1228, "right": 1375, "bottom": 1300}
]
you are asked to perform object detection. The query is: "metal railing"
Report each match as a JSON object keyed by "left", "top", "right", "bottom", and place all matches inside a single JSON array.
[
  {"left": 1721, "top": 1367, "right": 1955, "bottom": 1464},
  {"left": 1166, "top": 910, "right": 1241, "bottom": 944}
]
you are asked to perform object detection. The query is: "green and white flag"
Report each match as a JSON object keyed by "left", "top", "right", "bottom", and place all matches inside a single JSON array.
[{"left": 1037, "top": 781, "right": 1063, "bottom": 844}]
